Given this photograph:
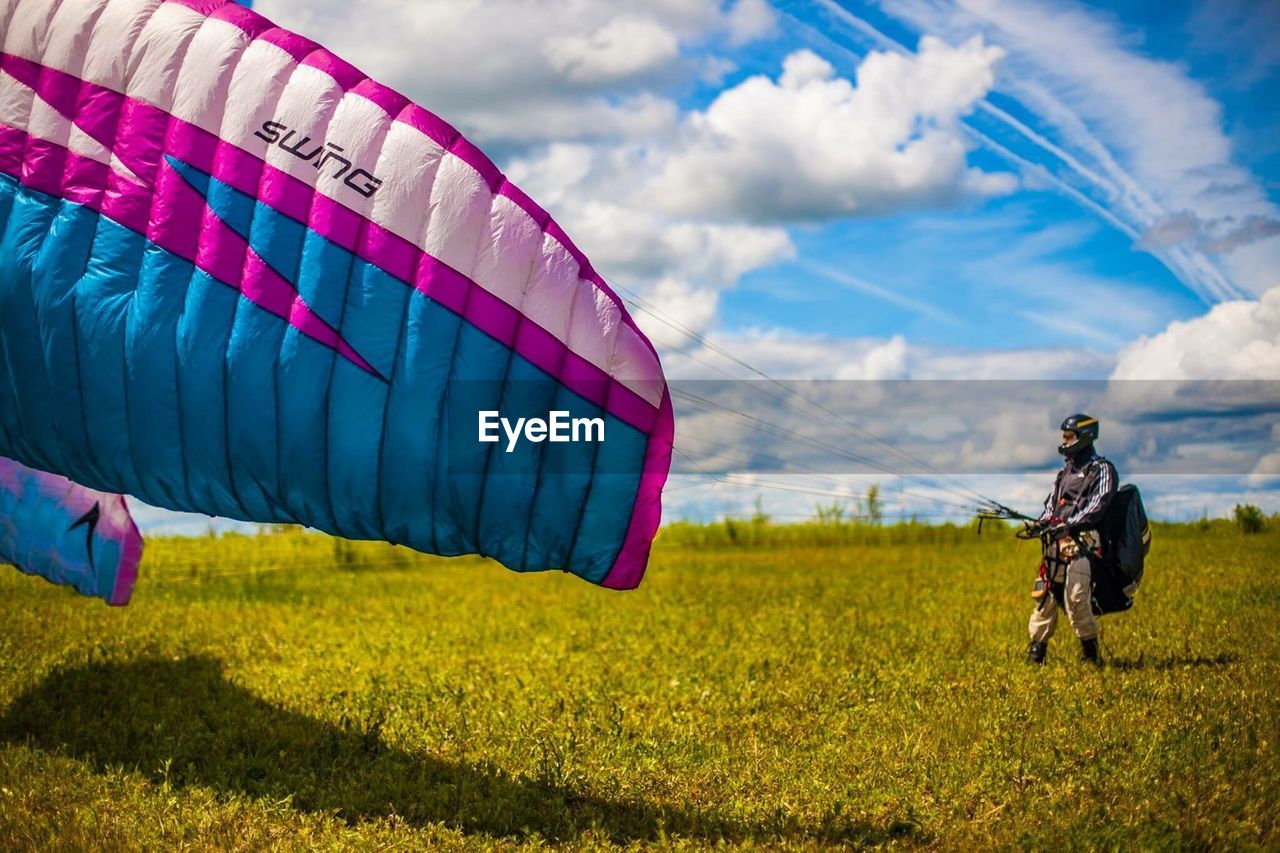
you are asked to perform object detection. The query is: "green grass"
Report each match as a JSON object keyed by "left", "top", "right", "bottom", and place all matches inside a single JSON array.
[{"left": 1, "top": 523, "right": 1277, "bottom": 850}]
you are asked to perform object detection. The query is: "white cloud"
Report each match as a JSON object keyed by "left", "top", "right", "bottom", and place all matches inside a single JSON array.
[
  {"left": 255, "top": 0, "right": 772, "bottom": 146},
  {"left": 551, "top": 198, "right": 795, "bottom": 288},
  {"left": 1138, "top": 211, "right": 1280, "bottom": 255},
  {"left": 1250, "top": 452, "right": 1280, "bottom": 479},
  {"left": 458, "top": 94, "right": 680, "bottom": 148},
  {"left": 852, "top": 335, "right": 909, "bottom": 380},
  {"left": 544, "top": 17, "right": 680, "bottom": 84},
  {"left": 500, "top": 36, "right": 1023, "bottom": 324},
  {"left": 650, "top": 39, "right": 1017, "bottom": 221},
  {"left": 726, "top": 0, "right": 779, "bottom": 45},
  {"left": 1111, "top": 287, "right": 1280, "bottom": 379},
  {"left": 953, "top": 404, "right": 1061, "bottom": 470},
  {"left": 640, "top": 277, "right": 721, "bottom": 352}
]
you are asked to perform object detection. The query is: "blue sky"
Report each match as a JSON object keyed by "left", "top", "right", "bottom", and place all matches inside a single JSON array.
[{"left": 725, "top": 0, "right": 1278, "bottom": 353}]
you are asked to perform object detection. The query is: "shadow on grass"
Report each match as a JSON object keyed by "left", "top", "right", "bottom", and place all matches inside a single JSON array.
[
  {"left": 1106, "top": 653, "right": 1239, "bottom": 671},
  {"left": 0, "top": 656, "right": 916, "bottom": 846}
]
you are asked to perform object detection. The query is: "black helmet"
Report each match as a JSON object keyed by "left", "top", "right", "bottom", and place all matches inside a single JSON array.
[{"left": 1058, "top": 413, "right": 1099, "bottom": 457}]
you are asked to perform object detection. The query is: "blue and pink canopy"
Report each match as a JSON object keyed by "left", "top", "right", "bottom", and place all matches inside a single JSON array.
[{"left": 0, "top": 0, "right": 673, "bottom": 600}]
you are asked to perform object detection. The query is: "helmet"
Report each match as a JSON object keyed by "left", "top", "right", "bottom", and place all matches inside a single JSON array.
[{"left": 1058, "top": 413, "right": 1099, "bottom": 457}]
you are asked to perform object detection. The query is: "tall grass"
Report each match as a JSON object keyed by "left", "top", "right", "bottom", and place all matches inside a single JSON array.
[{"left": 1, "top": 521, "right": 1276, "bottom": 849}]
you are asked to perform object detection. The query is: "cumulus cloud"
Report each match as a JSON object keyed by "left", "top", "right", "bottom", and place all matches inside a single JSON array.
[
  {"left": 1253, "top": 422, "right": 1280, "bottom": 482},
  {"left": 649, "top": 38, "right": 1017, "bottom": 221},
  {"left": 725, "top": 0, "right": 778, "bottom": 45},
  {"left": 1249, "top": 453, "right": 1280, "bottom": 479},
  {"left": 459, "top": 95, "right": 680, "bottom": 148},
  {"left": 493, "top": 37, "right": 1018, "bottom": 345},
  {"left": 544, "top": 17, "right": 680, "bottom": 84},
  {"left": 255, "top": 0, "right": 773, "bottom": 146},
  {"left": 499, "top": 36, "right": 1021, "bottom": 325},
  {"left": 1111, "top": 287, "right": 1280, "bottom": 379},
  {"left": 639, "top": 278, "right": 722, "bottom": 353},
  {"left": 551, "top": 198, "right": 795, "bottom": 289}
]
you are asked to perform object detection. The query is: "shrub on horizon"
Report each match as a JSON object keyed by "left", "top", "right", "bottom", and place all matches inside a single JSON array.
[{"left": 1234, "top": 503, "right": 1266, "bottom": 535}]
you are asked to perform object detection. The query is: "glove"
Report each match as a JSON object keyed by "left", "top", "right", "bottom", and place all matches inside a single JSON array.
[
  {"left": 1047, "top": 522, "right": 1071, "bottom": 538},
  {"left": 1023, "top": 519, "right": 1061, "bottom": 537}
]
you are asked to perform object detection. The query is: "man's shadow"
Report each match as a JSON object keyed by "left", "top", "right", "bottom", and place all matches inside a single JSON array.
[{"left": 0, "top": 656, "right": 912, "bottom": 846}]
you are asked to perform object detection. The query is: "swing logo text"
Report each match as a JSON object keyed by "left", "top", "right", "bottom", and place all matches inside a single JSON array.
[{"left": 255, "top": 120, "right": 383, "bottom": 198}]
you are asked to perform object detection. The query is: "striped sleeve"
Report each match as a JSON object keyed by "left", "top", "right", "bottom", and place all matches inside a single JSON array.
[
  {"left": 1065, "top": 460, "right": 1117, "bottom": 529},
  {"left": 1039, "top": 471, "right": 1061, "bottom": 521}
]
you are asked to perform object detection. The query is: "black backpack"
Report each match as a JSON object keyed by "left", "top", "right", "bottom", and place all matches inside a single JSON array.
[{"left": 1091, "top": 484, "right": 1151, "bottom": 615}]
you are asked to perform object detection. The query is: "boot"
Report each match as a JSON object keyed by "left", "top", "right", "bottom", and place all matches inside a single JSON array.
[
  {"left": 1026, "top": 641, "right": 1048, "bottom": 665},
  {"left": 1079, "top": 637, "right": 1101, "bottom": 666}
]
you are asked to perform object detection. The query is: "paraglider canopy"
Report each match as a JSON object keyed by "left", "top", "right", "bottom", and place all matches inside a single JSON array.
[{"left": 0, "top": 0, "right": 673, "bottom": 598}]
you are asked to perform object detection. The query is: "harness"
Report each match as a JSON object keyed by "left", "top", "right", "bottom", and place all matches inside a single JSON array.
[
  {"left": 1032, "top": 457, "right": 1106, "bottom": 611},
  {"left": 1033, "top": 526, "right": 1103, "bottom": 612}
]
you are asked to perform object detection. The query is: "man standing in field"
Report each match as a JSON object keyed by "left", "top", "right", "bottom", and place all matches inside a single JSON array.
[{"left": 1026, "top": 414, "right": 1117, "bottom": 666}]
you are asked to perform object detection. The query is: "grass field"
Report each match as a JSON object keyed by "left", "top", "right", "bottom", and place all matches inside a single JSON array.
[{"left": 1, "top": 522, "right": 1277, "bottom": 850}]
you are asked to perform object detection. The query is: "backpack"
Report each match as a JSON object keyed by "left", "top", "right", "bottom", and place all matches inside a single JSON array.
[{"left": 1090, "top": 484, "right": 1151, "bottom": 616}]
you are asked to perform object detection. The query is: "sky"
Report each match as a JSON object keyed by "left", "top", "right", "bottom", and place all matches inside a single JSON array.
[{"left": 142, "top": 0, "right": 1280, "bottom": 533}]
